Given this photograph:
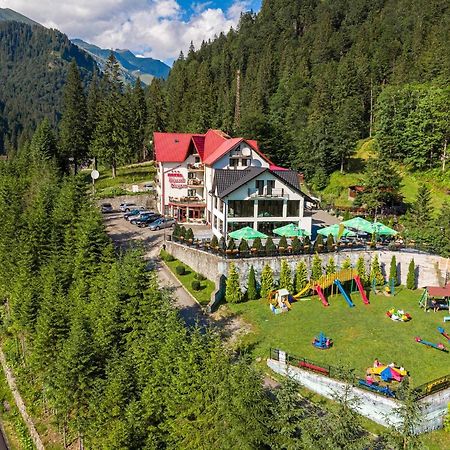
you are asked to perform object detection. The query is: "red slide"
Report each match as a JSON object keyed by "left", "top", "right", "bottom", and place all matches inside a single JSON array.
[
  {"left": 354, "top": 276, "right": 369, "bottom": 304},
  {"left": 315, "top": 285, "right": 329, "bottom": 307}
]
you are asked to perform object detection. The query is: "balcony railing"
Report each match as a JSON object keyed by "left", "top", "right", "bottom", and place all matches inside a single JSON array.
[
  {"left": 187, "top": 163, "right": 204, "bottom": 171},
  {"left": 187, "top": 179, "right": 204, "bottom": 186},
  {"left": 169, "top": 196, "right": 205, "bottom": 204},
  {"left": 247, "top": 188, "right": 289, "bottom": 199}
]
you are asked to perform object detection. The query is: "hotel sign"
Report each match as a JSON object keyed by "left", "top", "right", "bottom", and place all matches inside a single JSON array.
[{"left": 168, "top": 170, "right": 187, "bottom": 189}]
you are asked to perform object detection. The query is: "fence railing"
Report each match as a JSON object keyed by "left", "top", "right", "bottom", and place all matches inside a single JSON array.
[{"left": 269, "top": 348, "right": 450, "bottom": 401}]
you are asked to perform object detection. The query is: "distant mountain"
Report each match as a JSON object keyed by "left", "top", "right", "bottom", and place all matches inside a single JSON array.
[
  {"left": 0, "top": 7, "right": 41, "bottom": 26},
  {"left": 72, "top": 39, "right": 170, "bottom": 84},
  {"left": 0, "top": 20, "right": 96, "bottom": 153}
]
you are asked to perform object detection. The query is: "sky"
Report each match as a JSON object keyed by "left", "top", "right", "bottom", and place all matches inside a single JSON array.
[{"left": 0, "top": 0, "right": 261, "bottom": 64}]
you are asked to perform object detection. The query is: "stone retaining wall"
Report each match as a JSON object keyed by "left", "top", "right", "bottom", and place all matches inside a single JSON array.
[{"left": 268, "top": 358, "right": 449, "bottom": 433}]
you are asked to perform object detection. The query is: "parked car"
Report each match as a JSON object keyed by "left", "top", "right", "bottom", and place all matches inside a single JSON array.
[
  {"left": 120, "top": 202, "right": 138, "bottom": 212},
  {"left": 100, "top": 203, "right": 113, "bottom": 213},
  {"left": 124, "top": 209, "right": 150, "bottom": 220},
  {"left": 130, "top": 212, "right": 159, "bottom": 225},
  {"left": 148, "top": 217, "right": 176, "bottom": 231}
]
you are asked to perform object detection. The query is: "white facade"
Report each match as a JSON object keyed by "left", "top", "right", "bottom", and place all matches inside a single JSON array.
[{"left": 156, "top": 135, "right": 312, "bottom": 238}]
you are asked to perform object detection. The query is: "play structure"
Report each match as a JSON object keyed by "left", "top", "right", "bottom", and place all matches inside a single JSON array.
[
  {"left": 386, "top": 308, "right": 412, "bottom": 322},
  {"left": 269, "top": 289, "right": 293, "bottom": 314},
  {"left": 367, "top": 361, "right": 407, "bottom": 383},
  {"left": 312, "top": 332, "right": 333, "bottom": 350},
  {"left": 372, "top": 278, "right": 395, "bottom": 296},
  {"left": 419, "top": 283, "right": 450, "bottom": 311},
  {"left": 415, "top": 337, "right": 448, "bottom": 352},
  {"left": 358, "top": 380, "right": 395, "bottom": 398},
  {"left": 437, "top": 327, "right": 450, "bottom": 342},
  {"left": 293, "top": 269, "right": 369, "bottom": 308}
]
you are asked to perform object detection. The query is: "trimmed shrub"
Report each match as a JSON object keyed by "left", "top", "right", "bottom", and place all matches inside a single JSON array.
[
  {"left": 325, "top": 256, "right": 337, "bottom": 275},
  {"left": 356, "top": 256, "right": 367, "bottom": 284},
  {"left": 165, "top": 254, "right": 175, "bottom": 262},
  {"left": 247, "top": 265, "right": 258, "bottom": 301},
  {"left": 227, "top": 237, "right": 236, "bottom": 251},
  {"left": 311, "top": 253, "right": 323, "bottom": 281},
  {"left": 252, "top": 237, "right": 262, "bottom": 251},
  {"left": 279, "top": 259, "right": 293, "bottom": 292},
  {"left": 195, "top": 273, "right": 206, "bottom": 281},
  {"left": 226, "top": 263, "right": 242, "bottom": 303},
  {"left": 326, "top": 234, "right": 335, "bottom": 252},
  {"left": 314, "top": 234, "right": 324, "bottom": 253},
  {"left": 179, "top": 225, "right": 186, "bottom": 239},
  {"left": 407, "top": 259, "right": 416, "bottom": 290},
  {"left": 176, "top": 265, "right": 186, "bottom": 275},
  {"left": 389, "top": 255, "right": 399, "bottom": 286},
  {"left": 291, "top": 236, "right": 301, "bottom": 253},
  {"left": 370, "top": 254, "right": 384, "bottom": 286},
  {"left": 265, "top": 237, "right": 276, "bottom": 254},
  {"left": 239, "top": 239, "right": 249, "bottom": 252},
  {"left": 278, "top": 235, "right": 288, "bottom": 249},
  {"left": 210, "top": 235, "right": 218, "bottom": 249},
  {"left": 218, "top": 237, "right": 226, "bottom": 251},
  {"left": 191, "top": 280, "right": 201, "bottom": 291},
  {"left": 260, "top": 264, "right": 274, "bottom": 300},
  {"left": 185, "top": 227, "right": 194, "bottom": 242},
  {"left": 295, "top": 261, "right": 308, "bottom": 293}
]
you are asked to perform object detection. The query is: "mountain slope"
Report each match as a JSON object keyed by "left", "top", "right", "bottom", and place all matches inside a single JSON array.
[
  {"left": 72, "top": 39, "right": 170, "bottom": 83},
  {"left": 0, "top": 7, "right": 41, "bottom": 26},
  {"left": 0, "top": 21, "right": 96, "bottom": 153}
]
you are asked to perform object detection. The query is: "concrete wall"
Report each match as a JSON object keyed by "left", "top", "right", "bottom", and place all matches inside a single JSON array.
[
  {"left": 268, "top": 358, "right": 449, "bottom": 433},
  {"left": 166, "top": 241, "right": 449, "bottom": 290}
]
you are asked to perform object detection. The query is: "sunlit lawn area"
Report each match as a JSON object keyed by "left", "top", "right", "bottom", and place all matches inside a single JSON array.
[{"left": 228, "top": 287, "right": 450, "bottom": 386}]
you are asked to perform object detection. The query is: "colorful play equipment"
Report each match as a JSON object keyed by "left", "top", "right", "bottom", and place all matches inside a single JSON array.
[
  {"left": 415, "top": 336, "right": 448, "bottom": 352},
  {"left": 419, "top": 284, "right": 450, "bottom": 311},
  {"left": 367, "top": 362, "right": 407, "bottom": 382},
  {"left": 437, "top": 327, "right": 450, "bottom": 342},
  {"left": 444, "top": 317, "right": 450, "bottom": 322},
  {"left": 312, "top": 332, "right": 333, "bottom": 350},
  {"left": 269, "top": 288, "right": 293, "bottom": 314},
  {"left": 358, "top": 380, "right": 395, "bottom": 397},
  {"left": 293, "top": 269, "right": 369, "bottom": 307},
  {"left": 386, "top": 308, "right": 412, "bottom": 322}
]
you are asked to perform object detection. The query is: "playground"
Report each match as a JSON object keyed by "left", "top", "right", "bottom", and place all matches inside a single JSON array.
[{"left": 228, "top": 287, "right": 449, "bottom": 387}]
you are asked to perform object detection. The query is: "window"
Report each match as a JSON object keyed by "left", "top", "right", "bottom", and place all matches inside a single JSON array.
[
  {"left": 267, "top": 180, "right": 275, "bottom": 195},
  {"left": 241, "top": 158, "right": 250, "bottom": 167},
  {"left": 258, "top": 200, "right": 283, "bottom": 217},
  {"left": 194, "top": 156, "right": 200, "bottom": 163},
  {"left": 255, "top": 180, "right": 264, "bottom": 195},
  {"left": 229, "top": 158, "right": 239, "bottom": 168},
  {"left": 287, "top": 200, "right": 300, "bottom": 216},
  {"left": 188, "top": 172, "right": 196, "bottom": 179},
  {"left": 228, "top": 200, "right": 255, "bottom": 218},
  {"left": 188, "top": 189, "right": 196, "bottom": 197}
]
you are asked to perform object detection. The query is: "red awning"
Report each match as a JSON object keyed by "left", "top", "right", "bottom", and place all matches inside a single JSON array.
[{"left": 427, "top": 284, "right": 450, "bottom": 297}]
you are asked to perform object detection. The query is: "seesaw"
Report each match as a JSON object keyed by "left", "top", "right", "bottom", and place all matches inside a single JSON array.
[
  {"left": 437, "top": 327, "right": 450, "bottom": 342},
  {"left": 415, "top": 337, "right": 448, "bottom": 352}
]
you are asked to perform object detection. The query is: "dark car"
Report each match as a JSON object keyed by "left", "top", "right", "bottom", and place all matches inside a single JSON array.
[
  {"left": 130, "top": 212, "right": 160, "bottom": 226},
  {"left": 148, "top": 217, "right": 176, "bottom": 231},
  {"left": 100, "top": 203, "right": 113, "bottom": 213},
  {"left": 136, "top": 214, "right": 162, "bottom": 227},
  {"left": 124, "top": 208, "right": 149, "bottom": 220}
]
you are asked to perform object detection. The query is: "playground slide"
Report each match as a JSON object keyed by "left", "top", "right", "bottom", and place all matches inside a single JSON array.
[
  {"left": 293, "top": 282, "right": 312, "bottom": 299},
  {"left": 334, "top": 279, "right": 355, "bottom": 307},
  {"left": 354, "top": 276, "right": 369, "bottom": 304},
  {"left": 315, "top": 285, "right": 329, "bottom": 307}
]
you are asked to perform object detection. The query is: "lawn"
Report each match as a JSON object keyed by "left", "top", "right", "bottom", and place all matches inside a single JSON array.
[
  {"left": 161, "top": 251, "right": 215, "bottom": 306},
  {"left": 228, "top": 287, "right": 450, "bottom": 387}
]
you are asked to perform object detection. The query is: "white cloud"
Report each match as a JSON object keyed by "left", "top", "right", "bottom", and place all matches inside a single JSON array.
[{"left": 0, "top": 0, "right": 253, "bottom": 62}]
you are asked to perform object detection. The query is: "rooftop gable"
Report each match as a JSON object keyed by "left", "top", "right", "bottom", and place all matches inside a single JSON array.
[
  {"left": 203, "top": 129, "right": 229, "bottom": 160},
  {"left": 154, "top": 132, "right": 198, "bottom": 163}
]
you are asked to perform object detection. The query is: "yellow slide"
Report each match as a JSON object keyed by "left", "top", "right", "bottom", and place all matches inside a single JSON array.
[{"left": 293, "top": 282, "right": 312, "bottom": 299}]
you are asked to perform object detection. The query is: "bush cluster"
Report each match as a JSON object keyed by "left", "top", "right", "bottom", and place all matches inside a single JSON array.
[{"left": 176, "top": 265, "right": 185, "bottom": 275}]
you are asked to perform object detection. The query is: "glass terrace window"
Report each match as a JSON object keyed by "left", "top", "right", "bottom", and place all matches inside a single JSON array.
[
  {"left": 229, "top": 158, "right": 239, "bottom": 168},
  {"left": 255, "top": 180, "right": 264, "bottom": 195},
  {"left": 287, "top": 200, "right": 300, "bottom": 216},
  {"left": 228, "top": 200, "right": 254, "bottom": 218},
  {"left": 258, "top": 200, "right": 283, "bottom": 217}
]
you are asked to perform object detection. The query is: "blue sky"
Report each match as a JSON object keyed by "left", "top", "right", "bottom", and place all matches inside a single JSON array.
[{"left": 0, "top": 0, "right": 261, "bottom": 64}]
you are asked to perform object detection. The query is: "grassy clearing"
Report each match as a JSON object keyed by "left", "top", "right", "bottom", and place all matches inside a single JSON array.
[
  {"left": 228, "top": 287, "right": 449, "bottom": 386},
  {"left": 161, "top": 251, "right": 215, "bottom": 306}
]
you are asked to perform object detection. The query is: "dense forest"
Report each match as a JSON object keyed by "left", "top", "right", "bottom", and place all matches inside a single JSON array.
[
  {"left": 0, "top": 21, "right": 95, "bottom": 153},
  {"left": 0, "top": 123, "right": 425, "bottom": 450},
  {"left": 152, "top": 0, "right": 449, "bottom": 181}
]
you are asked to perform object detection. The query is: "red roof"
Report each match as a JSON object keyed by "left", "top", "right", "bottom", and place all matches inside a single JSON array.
[
  {"left": 270, "top": 164, "right": 288, "bottom": 171},
  {"left": 203, "top": 129, "right": 229, "bottom": 160},
  {"left": 192, "top": 135, "right": 205, "bottom": 159},
  {"left": 203, "top": 137, "right": 243, "bottom": 166},
  {"left": 427, "top": 284, "right": 450, "bottom": 297},
  {"left": 154, "top": 132, "right": 194, "bottom": 162}
]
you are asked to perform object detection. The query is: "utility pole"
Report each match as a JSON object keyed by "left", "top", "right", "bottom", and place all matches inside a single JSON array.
[{"left": 234, "top": 69, "right": 241, "bottom": 131}]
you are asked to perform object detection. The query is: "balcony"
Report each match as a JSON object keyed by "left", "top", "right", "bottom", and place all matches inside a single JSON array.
[
  {"left": 187, "top": 178, "right": 204, "bottom": 187},
  {"left": 247, "top": 188, "right": 289, "bottom": 199},
  {"left": 169, "top": 196, "right": 206, "bottom": 205},
  {"left": 187, "top": 163, "right": 204, "bottom": 172}
]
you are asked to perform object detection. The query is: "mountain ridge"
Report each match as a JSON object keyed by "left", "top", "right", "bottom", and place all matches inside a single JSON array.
[{"left": 0, "top": 7, "right": 41, "bottom": 27}]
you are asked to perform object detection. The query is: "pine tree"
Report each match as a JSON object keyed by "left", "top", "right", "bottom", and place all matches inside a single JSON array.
[
  {"left": 227, "top": 237, "right": 236, "bottom": 251},
  {"left": 370, "top": 254, "right": 385, "bottom": 286},
  {"left": 239, "top": 238, "right": 249, "bottom": 253},
  {"left": 326, "top": 234, "right": 335, "bottom": 252},
  {"left": 314, "top": 234, "right": 324, "bottom": 253},
  {"left": 410, "top": 185, "right": 434, "bottom": 226},
  {"left": 278, "top": 235, "right": 288, "bottom": 249},
  {"left": 311, "top": 253, "right": 323, "bottom": 282},
  {"left": 279, "top": 260, "right": 293, "bottom": 292},
  {"left": 146, "top": 78, "right": 167, "bottom": 143},
  {"left": 291, "top": 236, "right": 301, "bottom": 253},
  {"left": 252, "top": 237, "right": 262, "bottom": 251},
  {"left": 389, "top": 255, "right": 399, "bottom": 286},
  {"left": 342, "top": 256, "right": 352, "bottom": 270},
  {"left": 59, "top": 60, "right": 88, "bottom": 173},
  {"left": 265, "top": 236, "right": 276, "bottom": 254},
  {"left": 86, "top": 69, "right": 101, "bottom": 149},
  {"left": 407, "top": 259, "right": 416, "bottom": 290},
  {"left": 128, "top": 78, "right": 147, "bottom": 161},
  {"left": 247, "top": 265, "right": 258, "bottom": 300},
  {"left": 326, "top": 256, "right": 337, "bottom": 275},
  {"left": 29, "top": 118, "right": 58, "bottom": 163},
  {"left": 356, "top": 256, "right": 367, "bottom": 284},
  {"left": 294, "top": 261, "right": 308, "bottom": 293},
  {"left": 226, "top": 263, "right": 242, "bottom": 303},
  {"left": 260, "top": 264, "right": 274, "bottom": 300}
]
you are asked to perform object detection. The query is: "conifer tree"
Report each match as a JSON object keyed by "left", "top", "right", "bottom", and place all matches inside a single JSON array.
[
  {"left": 410, "top": 185, "right": 434, "bottom": 226},
  {"left": 225, "top": 262, "right": 242, "bottom": 303},
  {"left": 247, "top": 265, "right": 258, "bottom": 300},
  {"left": 239, "top": 238, "right": 249, "bottom": 253},
  {"left": 311, "top": 253, "right": 323, "bottom": 281},
  {"left": 29, "top": 118, "right": 58, "bottom": 163},
  {"left": 279, "top": 259, "right": 293, "bottom": 292},
  {"left": 227, "top": 237, "right": 236, "bottom": 251},
  {"left": 326, "top": 234, "right": 335, "bottom": 252},
  {"left": 278, "top": 235, "right": 288, "bottom": 249},
  {"left": 59, "top": 60, "right": 88, "bottom": 173},
  {"left": 294, "top": 261, "right": 308, "bottom": 293},
  {"left": 86, "top": 69, "right": 101, "bottom": 149},
  {"left": 356, "top": 255, "right": 367, "bottom": 284},
  {"left": 370, "top": 254, "right": 385, "bottom": 286},
  {"left": 314, "top": 234, "right": 324, "bottom": 253},
  {"left": 407, "top": 259, "right": 416, "bottom": 290},
  {"left": 252, "top": 237, "right": 262, "bottom": 251},
  {"left": 265, "top": 236, "right": 276, "bottom": 254},
  {"left": 128, "top": 78, "right": 147, "bottom": 161},
  {"left": 146, "top": 78, "right": 167, "bottom": 139},
  {"left": 342, "top": 256, "right": 352, "bottom": 270},
  {"left": 291, "top": 236, "right": 301, "bottom": 253},
  {"left": 260, "top": 264, "right": 274, "bottom": 300},
  {"left": 326, "top": 256, "right": 337, "bottom": 275},
  {"left": 389, "top": 255, "right": 399, "bottom": 286}
]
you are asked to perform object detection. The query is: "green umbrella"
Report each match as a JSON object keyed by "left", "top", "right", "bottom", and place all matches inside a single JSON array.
[
  {"left": 341, "top": 217, "right": 373, "bottom": 233},
  {"left": 317, "top": 224, "right": 356, "bottom": 238},
  {"left": 228, "top": 226, "right": 268, "bottom": 240},
  {"left": 371, "top": 222, "right": 397, "bottom": 236},
  {"left": 273, "top": 223, "right": 309, "bottom": 237}
]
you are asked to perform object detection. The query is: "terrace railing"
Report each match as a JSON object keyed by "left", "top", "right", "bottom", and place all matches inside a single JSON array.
[{"left": 413, "top": 374, "right": 450, "bottom": 400}]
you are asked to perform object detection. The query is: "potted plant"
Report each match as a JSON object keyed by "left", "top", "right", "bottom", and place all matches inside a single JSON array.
[
  {"left": 239, "top": 238, "right": 249, "bottom": 256},
  {"left": 226, "top": 237, "right": 236, "bottom": 255},
  {"left": 265, "top": 237, "right": 276, "bottom": 256},
  {"left": 210, "top": 235, "right": 218, "bottom": 252},
  {"left": 291, "top": 236, "right": 301, "bottom": 254},
  {"left": 278, "top": 235, "right": 288, "bottom": 253},
  {"left": 303, "top": 236, "right": 311, "bottom": 253},
  {"left": 251, "top": 237, "right": 262, "bottom": 254},
  {"left": 179, "top": 225, "right": 186, "bottom": 241},
  {"left": 185, "top": 227, "right": 194, "bottom": 244}
]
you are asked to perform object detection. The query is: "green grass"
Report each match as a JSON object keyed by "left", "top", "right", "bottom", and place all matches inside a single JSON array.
[
  {"left": 228, "top": 287, "right": 449, "bottom": 387},
  {"left": 161, "top": 251, "right": 215, "bottom": 306}
]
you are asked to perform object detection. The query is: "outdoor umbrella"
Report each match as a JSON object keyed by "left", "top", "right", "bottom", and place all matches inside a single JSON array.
[
  {"left": 228, "top": 226, "right": 268, "bottom": 240},
  {"left": 273, "top": 223, "right": 309, "bottom": 237},
  {"left": 371, "top": 222, "right": 398, "bottom": 236},
  {"left": 341, "top": 217, "right": 373, "bottom": 234},
  {"left": 317, "top": 224, "right": 356, "bottom": 238}
]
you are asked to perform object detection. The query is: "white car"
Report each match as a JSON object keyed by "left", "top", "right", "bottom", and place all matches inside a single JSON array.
[{"left": 120, "top": 202, "right": 139, "bottom": 212}]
